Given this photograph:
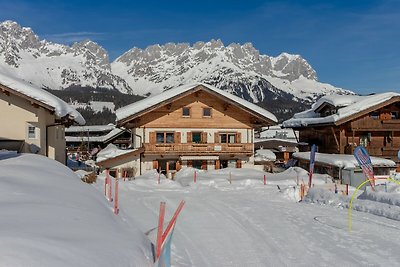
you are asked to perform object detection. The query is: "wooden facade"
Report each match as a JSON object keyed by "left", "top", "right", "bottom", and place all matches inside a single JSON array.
[
  {"left": 295, "top": 99, "right": 400, "bottom": 169},
  {"left": 117, "top": 84, "right": 276, "bottom": 176}
]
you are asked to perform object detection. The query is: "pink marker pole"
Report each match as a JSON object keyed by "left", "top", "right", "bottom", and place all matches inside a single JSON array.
[
  {"left": 264, "top": 174, "right": 266, "bottom": 185},
  {"left": 108, "top": 176, "right": 113, "bottom": 202},
  {"left": 114, "top": 178, "right": 119, "bottom": 215},
  {"left": 156, "top": 202, "right": 166, "bottom": 260},
  {"left": 194, "top": 171, "right": 197, "bottom": 183},
  {"left": 104, "top": 173, "right": 108, "bottom": 196}
]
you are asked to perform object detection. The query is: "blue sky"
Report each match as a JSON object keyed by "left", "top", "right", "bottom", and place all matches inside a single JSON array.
[{"left": 0, "top": 0, "right": 399, "bottom": 95}]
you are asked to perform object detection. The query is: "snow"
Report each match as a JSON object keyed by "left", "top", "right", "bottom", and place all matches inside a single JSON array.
[
  {"left": 283, "top": 92, "right": 400, "bottom": 127},
  {"left": 116, "top": 82, "right": 278, "bottom": 123},
  {"left": 0, "top": 152, "right": 152, "bottom": 266},
  {"left": 96, "top": 143, "right": 136, "bottom": 163},
  {"left": 90, "top": 166, "right": 400, "bottom": 266},
  {"left": 65, "top": 124, "right": 115, "bottom": 133},
  {"left": 254, "top": 148, "right": 276, "bottom": 161},
  {"left": 5, "top": 150, "right": 400, "bottom": 266},
  {"left": 293, "top": 152, "right": 396, "bottom": 169},
  {"left": 0, "top": 71, "right": 85, "bottom": 125}
]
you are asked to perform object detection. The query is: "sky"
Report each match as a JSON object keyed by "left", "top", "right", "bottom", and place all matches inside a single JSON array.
[{"left": 0, "top": 0, "right": 399, "bottom": 94}]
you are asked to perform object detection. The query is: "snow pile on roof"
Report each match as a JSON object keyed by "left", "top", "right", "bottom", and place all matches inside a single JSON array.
[
  {"left": 0, "top": 152, "right": 151, "bottom": 266},
  {"left": 0, "top": 72, "right": 85, "bottom": 125},
  {"left": 259, "top": 124, "right": 298, "bottom": 140},
  {"left": 96, "top": 143, "right": 136, "bottom": 163},
  {"left": 293, "top": 152, "right": 396, "bottom": 169},
  {"left": 254, "top": 149, "right": 276, "bottom": 162},
  {"left": 116, "top": 82, "right": 277, "bottom": 123},
  {"left": 283, "top": 92, "right": 400, "bottom": 127}
]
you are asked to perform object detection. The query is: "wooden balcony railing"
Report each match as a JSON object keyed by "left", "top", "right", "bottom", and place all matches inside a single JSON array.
[
  {"left": 351, "top": 118, "right": 400, "bottom": 130},
  {"left": 143, "top": 143, "right": 253, "bottom": 155}
]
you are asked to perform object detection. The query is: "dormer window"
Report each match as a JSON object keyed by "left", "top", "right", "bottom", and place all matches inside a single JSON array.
[{"left": 182, "top": 107, "right": 190, "bottom": 117}]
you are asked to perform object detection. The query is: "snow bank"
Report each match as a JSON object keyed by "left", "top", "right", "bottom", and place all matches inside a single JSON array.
[
  {"left": 0, "top": 152, "right": 152, "bottom": 266},
  {"left": 305, "top": 185, "right": 400, "bottom": 222},
  {"left": 254, "top": 149, "right": 276, "bottom": 161}
]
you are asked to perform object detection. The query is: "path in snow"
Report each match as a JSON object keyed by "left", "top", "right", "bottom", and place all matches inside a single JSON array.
[{"left": 97, "top": 176, "right": 400, "bottom": 266}]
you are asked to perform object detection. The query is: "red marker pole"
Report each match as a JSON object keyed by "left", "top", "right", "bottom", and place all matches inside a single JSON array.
[
  {"left": 161, "top": 200, "right": 185, "bottom": 243},
  {"left": 264, "top": 174, "right": 266, "bottom": 185},
  {"left": 104, "top": 170, "right": 108, "bottom": 196},
  {"left": 194, "top": 171, "right": 197, "bottom": 183},
  {"left": 114, "top": 178, "right": 119, "bottom": 215},
  {"left": 108, "top": 176, "right": 113, "bottom": 202},
  {"left": 156, "top": 202, "right": 166, "bottom": 260}
]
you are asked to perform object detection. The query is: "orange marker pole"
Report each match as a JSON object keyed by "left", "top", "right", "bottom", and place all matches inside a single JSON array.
[{"left": 161, "top": 200, "right": 185, "bottom": 243}]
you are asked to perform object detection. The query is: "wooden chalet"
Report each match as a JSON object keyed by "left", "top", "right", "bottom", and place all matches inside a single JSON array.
[
  {"left": 115, "top": 83, "right": 277, "bottom": 177},
  {"left": 283, "top": 93, "right": 400, "bottom": 170}
]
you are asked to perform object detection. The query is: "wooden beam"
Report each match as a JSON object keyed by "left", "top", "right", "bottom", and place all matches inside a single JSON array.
[{"left": 331, "top": 127, "right": 340, "bottom": 152}]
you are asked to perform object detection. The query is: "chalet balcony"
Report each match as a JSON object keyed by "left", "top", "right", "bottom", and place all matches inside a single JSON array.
[
  {"left": 351, "top": 117, "right": 400, "bottom": 130},
  {"left": 143, "top": 143, "right": 253, "bottom": 155}
]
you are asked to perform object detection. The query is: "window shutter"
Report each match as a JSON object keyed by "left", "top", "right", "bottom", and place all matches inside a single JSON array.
[
  {"left": 201, "top": 132, "right": 208, "bottom": 143},
  {"left": 214, "top": 132, "right": 219, "bottom": 143},
  {"left": 149, "top": 132, "right": 156, "bottom": 144},
  {"left": 236, "top": 159, "right": 242, "bottom": 168},
  {"left": 187, "top": 132, "right": 192, "bottom": 143},
  {"left": 153, "top": 160, "right": 158, "bottom": 170},
  {"left": 236, "top": 132, "right": 242, "bottom": 143},
  {"left": 174, "top": 132, "right": 181, "bottom": 143},
  {"left": 202, "top": 160, "right": 207, "bottom": 170}
]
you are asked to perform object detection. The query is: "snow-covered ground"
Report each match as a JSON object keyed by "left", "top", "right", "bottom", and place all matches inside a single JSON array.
[
  {"left": 0, "top": 152, "right": 152, "bottom": 266},
  {"left": 94, "top": 167, "right": 400, "bottom": 266},
  {"left": 4, "top": 151, "right": 400, "bottom": 266}
]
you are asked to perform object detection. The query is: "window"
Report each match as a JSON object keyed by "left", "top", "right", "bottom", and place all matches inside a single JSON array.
[
  {"left": 192, "top": 132, "right": 201, "bottom": 143},
  {"left": 203, "top": 107, "right": 211, "bottom": 117},
  {"left": 182, "top": 107, "right": 190, "bottom": 117},
  {"left": 156, "top": 132, "right": 174, "bottom": 144},
  {"left": 370, "top": 111, "right": 380, "bottom": 119},
  {"left": 28, "top": 125, "right": 36, "bottom": 139},
  {"left": 219, "top": 133, "right": 236, "bottom": 143},
  {"left": 391, "top": 111, "right": 399, "bottom": 119}
]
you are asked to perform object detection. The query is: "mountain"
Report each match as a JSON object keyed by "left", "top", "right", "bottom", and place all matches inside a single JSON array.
[
  {"left": 0, "top": 21, "right": 353, "bottom": 121},
  {"left": 0, "top": 20, "right": 132, "bottom": 93}
]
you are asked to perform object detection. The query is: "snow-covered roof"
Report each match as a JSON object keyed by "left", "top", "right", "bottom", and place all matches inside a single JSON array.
[
  {"left": 254, "top": 149, "right": 276, "bottom": 162},
  {"left": 65, "top": 124, "right": 116, "bottom": 133},
  {"left": 0, "top": 72, "right": 85, "bottom": 125},
  {"left": 283, "top": 92, "right": 400, "bottom": 128},
  {"left": 293, "top": 152, "right": 396, "bottom": 169},
  {"left": 66, "top": 128, "right": 124, "bottom": 143},
  {"left": 116, "top": 82, "right": 277, "bottom": 124},
  {"left": 259, "top": 124, "right": 298, "bottom": 140},
  {"left": 96, "top": 144, "right": 138, "bottom": 163}
]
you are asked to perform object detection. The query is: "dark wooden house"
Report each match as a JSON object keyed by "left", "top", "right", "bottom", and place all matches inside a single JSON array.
[{"left": 283, "top": 93, "right": 400, "bottom": 170}]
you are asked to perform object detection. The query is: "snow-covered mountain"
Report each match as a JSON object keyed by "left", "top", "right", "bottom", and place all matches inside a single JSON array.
[
  {"left": 0, "top": 20, "right": 353, "bottom": 120},
  {"left": 0, "top": 21, "right": 132, "bottom": 93},
  {"left": 112, "top": 40, "right": 352, "bottom": 103}
]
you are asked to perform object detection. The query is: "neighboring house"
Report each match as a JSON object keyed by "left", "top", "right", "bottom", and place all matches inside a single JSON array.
[
  {"left": 112, "top": 83, "right": 277, "bottom": 177},
  {"left": 65, "top": 124, "right": 131, "bottom": 152},
  {"left": 283, "top": 93, "right": 400, "bottom": 170},
  {"left": 0, "top": 73, "right": 85, "bottom": 163},
  {"left": 255, "top": 124, "right": 300, "bottom": 164}
]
